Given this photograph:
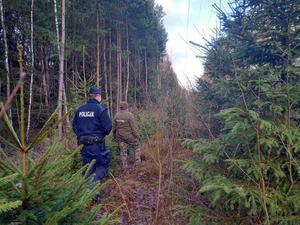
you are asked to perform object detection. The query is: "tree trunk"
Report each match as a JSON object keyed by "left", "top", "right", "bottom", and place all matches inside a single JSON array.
[
  {"left": 96, "top": 12, "right": 100, "bottom": 87},
  {"left": 41, "top": 48, "right": 49, "bottom": 110},
  {"left": 63, "top": 47, "right": 70, "bottom": 129},
  {"left": 62, "top": 82, "right": 71, "bottom": 128},
  {"left": 134, "top": 55, "right": 137, "bottom": 107},
  {"left": 54, "top": 0, "right": 60, "bottom": 55},
  {"left": 138, "top": 54, "right": 141, "bottom": 82},
  {"left": 55, "top": 0, "right": 70, "bottom": 134},
  {"left": 109, "top": 31, "right": 113, "bottom": 117},
  {"left": 26, "top": 0, "right": 35, "bottom": 140},
  {"left": 45, "top": 48, "right": 50, "bottom": 106},
  {"left": 125, "top": 22, "right": 130, "bottom": 102},
  {"left": 144, "top": 48, "right": 148, "bottom": 95},
  {"left": 82, "top": 46, "right": 87, "bottom": 101},
  {"left": 61, "top": 54, "right": 70, "bottom": 128},
  {"left": 157, "top": 58, "right": 161, "bottom": 90},
  {"left": 119, "top": 30, "right": 122, "bottom": 103},
  {"left": 103, "top": 25, "right": 109, "bottom": 116},
  {"left": 75, "top": 54, "right": 78, "bottom": 86},
  {"left": 58, "top": 0, "right": 65, "bottom": 138},
  {"left": 116, "top": 26, "right": 121, "bottom": 112},
  {"left": 72, "top": 53, "right": 75, "bottom": 84},
  {"left": 116, "top": 31, "right": 119, "bottom": 112},
  {"left": 0, "top": 0, "right": 10, "bottom": 117}
]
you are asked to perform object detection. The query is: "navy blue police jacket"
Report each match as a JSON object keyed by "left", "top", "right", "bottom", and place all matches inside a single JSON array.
[{"left": 72, "top": 99, "right": 112, "bottom": 141}]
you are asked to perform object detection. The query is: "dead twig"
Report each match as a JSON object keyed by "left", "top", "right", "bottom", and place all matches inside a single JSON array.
[
  {"left": 154, "top": 159, "right": 162, "bottom": 224},
  {"left": 0, "top": 72, "right": 26, "bottom": 118},
  {"left": 110, "top": 172, "right": 133, "bottom": 222}
]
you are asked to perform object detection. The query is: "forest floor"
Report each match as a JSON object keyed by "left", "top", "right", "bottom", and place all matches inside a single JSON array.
[{"left": 96, "top": 132, "right": 195, "bottom": 225}]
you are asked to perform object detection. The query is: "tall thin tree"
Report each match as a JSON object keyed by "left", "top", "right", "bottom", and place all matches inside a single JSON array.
[
  {"left": 41, "top": 48, "right": 49, "bottom": 111},
  {"left": 103, "top": 23, "right": 109, "bottom": 116},
  {"left": 109, "top": 31, "right": 113, "bottom": 116},
  {"left": 116, "top": 26, "right": 121, "bottom": 112},
  {"left": 125, "top": 22, "right": 130, "bottom": 102},
  {"left": 54, "top": 0, "right": 70, "bottom": 132},
  {"left": 58, "top": 0, "right": 66, "bottom": 138},
  {"left": 144, "top": 48, "right": 148, "bottom": 95},
  {"left": 26, "top": 0, "right": 35, "bottom": 140},
  {"left": 54, "top": 0, "right": 60, "bottom": 55},
  {"left": 134, "top": 53, "right": 138, "bottom": 107},
  {"left": 82, "top": 45, "right": 87, "bottom": 101},
  {"left": 119, "top": 30, "right": 122, "bottom": 103},
  {"left": 96, "top": 11, "right": 100, "bottom": 87},
  {"left": 0, "top": 0, "right": 10, "bottom": 117}
]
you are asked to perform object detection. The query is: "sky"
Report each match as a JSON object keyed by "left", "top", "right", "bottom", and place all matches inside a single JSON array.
[{"left": 155, "top": 0, "right": 228, "bottom": 88}]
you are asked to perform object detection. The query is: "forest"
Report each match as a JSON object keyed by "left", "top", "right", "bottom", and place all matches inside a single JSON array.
[{"left": 0, "top": 0, "right": 300, "bottom": 224}]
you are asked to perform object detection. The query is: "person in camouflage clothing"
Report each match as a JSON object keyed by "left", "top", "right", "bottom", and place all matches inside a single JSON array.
[{"left": 113, "top": 102, "right": 141, "bottom": 169}]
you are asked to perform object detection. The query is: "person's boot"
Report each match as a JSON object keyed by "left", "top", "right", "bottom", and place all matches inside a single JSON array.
[
  {"left": 134, "top": 148, "right": 142, "bottom": 166},
  {"left": 122, "top": 160, "right": 129, "bottom": 170},
  {"left": 120, "top": 142, "right": 129, "bottom": 170},
  {"left": 92, "top": 194, "right": 101, "bottom": 204},
  {"left": 134, "top": 159, "right": 142, "bottom": 166}
]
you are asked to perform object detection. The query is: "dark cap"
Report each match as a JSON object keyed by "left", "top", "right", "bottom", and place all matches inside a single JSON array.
[
  {"left": 88, "top": 87, "right": 101, "bottom": 95},
  {"left": 120, "top": 101, "right": 128, "bottom": 110}
]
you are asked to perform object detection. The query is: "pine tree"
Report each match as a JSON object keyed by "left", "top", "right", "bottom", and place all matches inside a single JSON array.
[
  {"left": 0, "top": 48, "right": 117, "bottom": 225},
  {"left": 185, "top": 1, "right": 300, "bottom": 224}
]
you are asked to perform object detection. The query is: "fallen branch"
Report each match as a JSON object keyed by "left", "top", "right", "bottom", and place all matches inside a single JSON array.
[
  {"left": 154, "top": 159, "right": 162, "bottom": 224},
  {"left": 0, "top": 72, "right": 26, "bottom": 118},
  {"left": 110, "top": 172, "right": 133, "bottom": 222}
]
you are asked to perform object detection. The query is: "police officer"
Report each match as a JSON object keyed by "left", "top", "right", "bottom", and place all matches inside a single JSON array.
[
  {"left": 72, "top": 87, "right": 112, "bottom": 182},
  {"left": 113, "top": 101, "right": 141, "bottom": 169}
]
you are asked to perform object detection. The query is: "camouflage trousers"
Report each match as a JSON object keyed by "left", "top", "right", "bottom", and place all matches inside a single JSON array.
[{"left": 118, "top": 138, "right": 141, "bottom": 168}]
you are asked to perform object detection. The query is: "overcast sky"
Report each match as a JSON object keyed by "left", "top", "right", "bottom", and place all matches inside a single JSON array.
[{"left": 155, "top": 0, "right": 228, "bottom": 88}]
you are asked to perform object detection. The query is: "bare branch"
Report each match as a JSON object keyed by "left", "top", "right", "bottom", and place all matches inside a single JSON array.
[{"left": 0, "top": 72, "right": 26, "bottom": 118}]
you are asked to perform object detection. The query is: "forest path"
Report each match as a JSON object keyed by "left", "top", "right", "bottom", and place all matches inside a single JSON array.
[{"left": 97, "top": 134, "right": 190, "bottom": 225}]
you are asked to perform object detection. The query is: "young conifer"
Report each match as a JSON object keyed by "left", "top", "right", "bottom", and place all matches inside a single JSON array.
[{"left": 185, "top": 1, "right": 300, "bottom": 224}]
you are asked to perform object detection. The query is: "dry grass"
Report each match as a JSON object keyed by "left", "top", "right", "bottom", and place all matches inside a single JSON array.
[
  {"left": 97, "top": 129, "right": 194, "bottom": 225},
  {"left": 95, "top": 92, "right": 206, "bottom": 224}
]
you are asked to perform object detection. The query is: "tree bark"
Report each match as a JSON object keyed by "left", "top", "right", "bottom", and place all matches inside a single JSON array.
[
  {"left": 45, "top": 48, "right": 50, "bottom": 106},
  {"left": 62, "top": 82, "right": 71, "bottom": 128},
  {"left": 125, "top": 22, "right": 130, "bottom": 102},
  {"left": 75, "top": 54, "right": 78, "bottom": 86},
  {"left": 138, "top": 53, "right": 141, "bottom": 82},
  {"left": 116, "top": 30, "right": 119, "bottom": 112},
  {"left": 119, "top": 30, "right": 122, "bottom": 103},
  {"left": 54, "top": 0, "right": 60, "bottom": 55},
  {"left": 134, "top": 55, "right": 137, "bottom": 107},
  {"left": 144, "top": 48, "right": 148, "bottom": 95},
  {"left": 109, "top": 31, "right": 113, "bottom": 116},
  {"left": 58, "top": 0, "right": 65, "bottom": 138},
  {"left": 55, "top": 0, "right": 70, "bottom": 135},
  {"left": 26, "top": 0, "right": 35, "bottom": 140},
  {"left": 157, "top": 58, "right": 161, "bottom": 90},
  {"left": 103, "top": 24, "right": 109, "bottom": 116},
  {"left": 41, "top": 48, "right": 49, "bottom": 110},
  {"left": 116, "top": 26, "right": 121, "bottom": 112},
  {"left": 0, "top": 0, "right": 10, "bottom": 117},
  {"left": 82, "top": 46, "right": 87, "bottom": 101},
  {"left": 63, "top": 48, "right": 70, "bottom": 129},
  {"left": 96, "top": 12, "right": 100, "bottom": 87},
  {"left": 72, "top": 53, "right": 75, "bottom": 84}
]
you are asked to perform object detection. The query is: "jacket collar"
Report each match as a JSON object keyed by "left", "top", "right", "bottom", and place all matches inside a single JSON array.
[{"left": 87, "top": 99, "right": 100, "bottom": 104}]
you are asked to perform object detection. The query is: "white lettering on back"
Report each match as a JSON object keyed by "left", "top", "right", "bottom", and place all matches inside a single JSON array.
[{"left": 79, "top": 111, "right": 95, "bottom": 117}]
